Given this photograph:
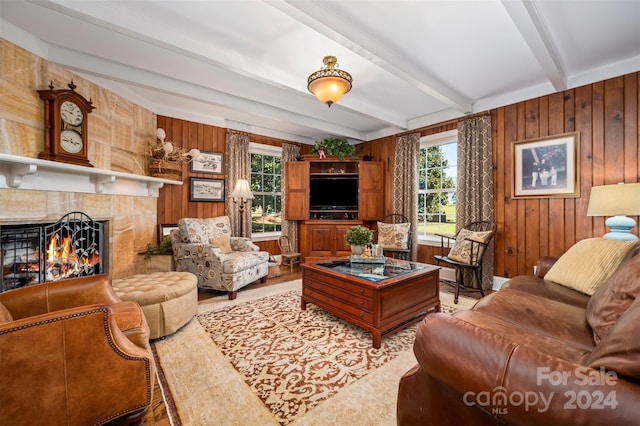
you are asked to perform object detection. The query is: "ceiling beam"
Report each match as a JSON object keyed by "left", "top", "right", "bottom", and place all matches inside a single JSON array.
[
  {"left": 270, "top": 0, "right": 473, "bottom": 114},
  {"left": 501, "top": 0, "right": 567, "bottom": 92}
]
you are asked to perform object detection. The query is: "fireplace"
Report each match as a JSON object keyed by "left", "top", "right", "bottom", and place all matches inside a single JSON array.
[{"left": 0, "top": 212, "right": 108, "bottom": 293}]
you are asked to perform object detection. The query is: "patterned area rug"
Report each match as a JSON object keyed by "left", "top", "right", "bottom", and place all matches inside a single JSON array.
[
  {"left": 154, "top": 280, "right": 476, "bottom": 425},
  {"left": 197, "top": 289, "right": 428, "bottom": 425}
]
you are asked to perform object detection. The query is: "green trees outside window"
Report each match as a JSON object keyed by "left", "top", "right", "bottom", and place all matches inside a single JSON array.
[{"left": 250, "top": 153, "right": 282, "bottom": 234}]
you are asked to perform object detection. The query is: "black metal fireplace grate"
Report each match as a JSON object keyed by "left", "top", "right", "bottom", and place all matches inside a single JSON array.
[{"left": 0, "top": 211, "right": 104, "bottom": 293}]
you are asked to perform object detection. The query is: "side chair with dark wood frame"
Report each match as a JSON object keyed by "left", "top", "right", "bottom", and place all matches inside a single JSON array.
[{"left": 434, "top": 220, "right": 496, "bottom": 303}]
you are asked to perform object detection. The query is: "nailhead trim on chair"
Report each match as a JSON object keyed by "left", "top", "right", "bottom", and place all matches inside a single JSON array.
[{"left": 2, "top": 307, "right": 152, "bottom": 424}]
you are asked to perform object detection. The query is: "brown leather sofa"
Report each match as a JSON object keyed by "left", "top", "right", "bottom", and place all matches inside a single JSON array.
[
  {"left": 0, "top": 275, "right": 155, "bottom": 425},
  {"left": 398, "top": 243, "right": 640, "bottom": 425}
]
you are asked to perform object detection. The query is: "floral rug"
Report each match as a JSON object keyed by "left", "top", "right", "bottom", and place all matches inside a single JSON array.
[
  {"left": 154, "top": 280, "right": 475, "bottom": 425},
  {"left": 197, "top": 289, "right": 433, "bottom": 425}
]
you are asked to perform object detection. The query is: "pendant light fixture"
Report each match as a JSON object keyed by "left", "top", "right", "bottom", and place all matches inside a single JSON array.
[{"left": 307, "top": 56, "right": 352, "bottom": 107}]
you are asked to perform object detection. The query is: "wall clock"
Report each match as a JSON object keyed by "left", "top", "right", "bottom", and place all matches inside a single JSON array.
[{"left": 38, "top": 80, "right": 95, "bottom": 167}]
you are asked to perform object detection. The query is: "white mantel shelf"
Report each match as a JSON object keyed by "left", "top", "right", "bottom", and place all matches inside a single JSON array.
[{"left": 0, "top": 153, "right": 182, "bottom": 197}]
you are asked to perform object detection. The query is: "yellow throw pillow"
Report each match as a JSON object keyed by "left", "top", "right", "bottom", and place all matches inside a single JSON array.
[
  {"left": 544, "top": 238, "right": 637, "bottom": 295},
  {"left": 447, "top": 229, "right": 493, "bottom": 264},
  {"left": 209, "top": 235, "right": 232, "bottom": 254}
]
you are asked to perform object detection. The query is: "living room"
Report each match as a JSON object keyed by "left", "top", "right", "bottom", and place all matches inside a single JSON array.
[{"left": 1, "top": 1, "right": 640, "bottom": 424}]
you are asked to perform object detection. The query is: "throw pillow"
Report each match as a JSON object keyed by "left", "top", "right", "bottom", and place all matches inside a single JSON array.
[
  {"left": 447, "top": 229, "right": 493, "bottom": 264},
  {"left": 209, "top": 235, "right": 233, "bottom": 254},
  {"left": 586, "top": 244, "right": 640, "bottom": 343},
  {"left": 377, "top": 222, "right": 410, "bottom": 249},
  {"left": 583, "top": 295, "right": 640, "bottom": 379},
  {"left": 0, "top": 301, "right": 13, "bottom": 324},
  {"left": 544, "top": 238, "right": 637, "bottom": 296},
  {"left": 178, "top": 216, "right": 231, "bottom": 244}
]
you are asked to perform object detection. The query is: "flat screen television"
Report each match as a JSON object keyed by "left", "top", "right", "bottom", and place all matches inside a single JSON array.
[{"left": 310, "top": 176, "right": 358, "bottom": 210}]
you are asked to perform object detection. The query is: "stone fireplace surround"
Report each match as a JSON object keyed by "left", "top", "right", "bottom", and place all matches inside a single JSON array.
[
  {"left": 0, "top": 154, "right": 182, "bottom": 280},
  {"left": 0, "top": 39, "right": 180, "bottom": 280},
  {"left": 0, "top": 213, "right": 108, "bottom": 292},
  {"left": 1, "top": 190, "right": 154, "bottom": 280}
]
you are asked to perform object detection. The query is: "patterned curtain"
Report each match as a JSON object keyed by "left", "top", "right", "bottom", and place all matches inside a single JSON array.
[
  {"left": 225, "top": 130, "right": 251, "bottom": 237},
  {"left": 281, "top": 143, "right": 301, "bottom": 251},
  {"left": 393, "top": 133, "right": 420, "bottom": 261},
  {"left": 457, "top": 116, "right": 494, "bottom": 289}
]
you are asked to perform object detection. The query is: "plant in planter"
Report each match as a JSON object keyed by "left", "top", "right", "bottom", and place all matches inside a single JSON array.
[
  {"left": 311, "top": 137, "right": 357, "bottom": 160},
  {"left": 142, "top": 236, "right": 173, "bottom": 260},
  {"left": 345, "top": 225, "right": 373, "bottom": 255}
]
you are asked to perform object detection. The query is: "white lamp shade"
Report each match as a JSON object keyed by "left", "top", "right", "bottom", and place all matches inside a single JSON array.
[{"left": 229, "top": 179, "right": 254, "bottom": 200}]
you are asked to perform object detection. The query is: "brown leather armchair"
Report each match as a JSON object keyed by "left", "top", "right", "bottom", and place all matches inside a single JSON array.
[{"left": 0, "top": 275, "right": 155, "bottom": 425}]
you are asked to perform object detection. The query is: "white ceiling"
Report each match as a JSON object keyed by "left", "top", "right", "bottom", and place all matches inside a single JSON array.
[{"left": 1, "top": 0, "right": 639, "bottom": 145}]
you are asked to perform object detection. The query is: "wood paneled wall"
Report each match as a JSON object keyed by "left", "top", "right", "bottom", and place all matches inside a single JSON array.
[
  {"left": 157, "top": 72, "right": 639, "bottom": 277},
  {"left": 361, "top": 72, "right": 640, "bottom": 278},
  {"left": 155, "top": 116, "right": 307, "bottom": 255},
  {"left": 493, "top": 72, "right": 639, "bottom": 278}
]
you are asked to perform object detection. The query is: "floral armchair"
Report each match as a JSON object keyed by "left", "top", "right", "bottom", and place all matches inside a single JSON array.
[{"left": 170, "top": 216, "right": 269, "bottom": 300}]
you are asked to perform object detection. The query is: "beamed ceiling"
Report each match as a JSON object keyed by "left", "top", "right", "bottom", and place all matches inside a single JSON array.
[{"left": 1, "top": 0, "right": 639, "bottom": 144}]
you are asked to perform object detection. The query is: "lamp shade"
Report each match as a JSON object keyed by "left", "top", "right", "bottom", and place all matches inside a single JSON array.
[
  {"left": 307, "top": 56, "right": 352, "bottom": 107},
  {"left": 586, "top": 183, "right": 640, "bottom": 216},
  {"left": 229, "top": 179, "right": 254, "bottom": 200},
  {"left": 587, "top": 182, "right": 640, "bottom": 240}
]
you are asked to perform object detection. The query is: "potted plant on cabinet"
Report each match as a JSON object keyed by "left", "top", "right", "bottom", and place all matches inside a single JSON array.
[
  {"left": 345, "top": 225, "right": 373, "bottom": 256},
  {"left": 311, "top": 137, "right": 357, "bottom": 160}
]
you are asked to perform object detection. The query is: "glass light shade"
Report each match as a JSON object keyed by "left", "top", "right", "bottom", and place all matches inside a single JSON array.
[
  {"left": 307, "top": 56, "right": 352, "bottom": 107},
  {"left": 587, "top": 183, "right": 640, "bottom": 240},
  {"left": 229, "top": 179, "right": 254, "bottom": 200},
  {"left": 308, "top": 76, "right": 352, "bottom": 105}
]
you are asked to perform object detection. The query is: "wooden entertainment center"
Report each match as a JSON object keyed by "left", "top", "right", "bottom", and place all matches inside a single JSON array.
[{"left": 285, "top": 157, "right": 384, "bottom": 261}]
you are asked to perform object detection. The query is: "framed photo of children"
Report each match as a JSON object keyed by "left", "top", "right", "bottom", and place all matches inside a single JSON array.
[
  {"left": 511, "top": 132, "right": 580, "bottom": 199},
  {"left": 189, "top": 178, "right": 225, "bottom": 202},
  {"left": 190, "top": 151, "right": 223, "bottom": 174}
]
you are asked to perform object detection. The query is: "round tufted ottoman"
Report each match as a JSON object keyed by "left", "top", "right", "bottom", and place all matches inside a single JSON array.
[{"left": 112, "top": 272, "right": 198, "bottom": 339}]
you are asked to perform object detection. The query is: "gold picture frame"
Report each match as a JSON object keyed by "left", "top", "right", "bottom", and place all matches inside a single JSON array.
[{"left": 512, "top": 132, "right": 580, "bottom": 199}]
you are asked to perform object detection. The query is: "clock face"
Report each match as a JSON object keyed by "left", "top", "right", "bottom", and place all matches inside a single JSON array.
[
  {"left": 60, "top": 100, "right": 83, "bottom": 126},
  {"left": 60, "top": 129, "right": 84, "bottom": 154}
]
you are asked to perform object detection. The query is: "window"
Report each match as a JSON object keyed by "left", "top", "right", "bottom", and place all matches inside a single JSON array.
[
  {"left": 417, "top": 130, "right": 458, "bottom": 243},
  {"left": 249, "top": 143, "right": 282, "bottom": 240}
]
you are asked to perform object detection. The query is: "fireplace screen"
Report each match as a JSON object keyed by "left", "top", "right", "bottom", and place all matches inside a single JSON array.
[{"left": 1, "top": 212, "right": 105, "bottom": 293}]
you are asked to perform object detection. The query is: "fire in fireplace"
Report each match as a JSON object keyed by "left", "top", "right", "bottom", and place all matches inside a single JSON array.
[{"left": 0, "top": 212, "right": 107, "bottom": 293}]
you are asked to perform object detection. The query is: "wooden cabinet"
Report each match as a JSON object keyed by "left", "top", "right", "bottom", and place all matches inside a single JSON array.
[
  {"left": 284, "top": 161, "right": 309, "bottom": 220},
  {"left": 300, "top": 220, "right": 359, "bottom": 261},
  {"left": 358, "top": 161, "right": 384, "bottom": 220},
  {"left": 286, "top": 158, "right": 384, "bottom": 260},
  {"left": 284, "top": 158, "right": 383, "bottom": 221}
]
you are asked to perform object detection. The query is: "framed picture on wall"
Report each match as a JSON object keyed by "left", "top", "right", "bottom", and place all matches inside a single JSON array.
[
  {"left": 158, "top": 224, "right": 178, "bottom": 244},
  {"left": 190, "top": 151, "right": 224, "bottom": 174},
  {"left": 511, "top": 132, "right": 580, "bottom": 199},
  {"left": 189, "top": 177, "right": 225, "bottom": 202}
]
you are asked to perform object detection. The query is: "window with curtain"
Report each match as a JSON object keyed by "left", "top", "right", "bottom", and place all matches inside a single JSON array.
[
  {"left": 417, "top": 130, "right": 458, "bottom": 243},
  {"left": 249, "top": 143, "right": 282, "bottom": 240}
]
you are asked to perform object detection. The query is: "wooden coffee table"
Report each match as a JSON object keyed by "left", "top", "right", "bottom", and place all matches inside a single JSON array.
[{"left": 301, "top": 257, "right": 440, "bottom": 348}]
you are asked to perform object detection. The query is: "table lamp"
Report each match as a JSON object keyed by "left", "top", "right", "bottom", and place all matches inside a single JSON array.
[
  {"left": 587, "top": 182, "right": 640, "bottom": 241},
  {"left": 229, "top": 179, "right": 254, "bottom": 237}
]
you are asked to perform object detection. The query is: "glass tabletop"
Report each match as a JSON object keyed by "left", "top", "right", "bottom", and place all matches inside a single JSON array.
[{"left": 315, "top": 257, "right": 428, "bottom": 282}]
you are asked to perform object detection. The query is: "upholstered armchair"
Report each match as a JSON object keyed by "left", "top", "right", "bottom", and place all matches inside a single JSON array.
[
  {"left": 0, "top": 275, "right": 154, "bottom": 426},
  {"left": 170, "top": 216, "right": 269, "bottom": 300}
]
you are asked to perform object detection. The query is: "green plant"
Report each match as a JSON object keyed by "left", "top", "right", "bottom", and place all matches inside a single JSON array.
[
  {"left": 311, "top": 137, "right": 357, "bottom": 160},
  {"left": 344, "top": 225, "right": 373, "bottom": 246},
  {"left": 142, "top": 236, "right": 173, "bottom": 260}
]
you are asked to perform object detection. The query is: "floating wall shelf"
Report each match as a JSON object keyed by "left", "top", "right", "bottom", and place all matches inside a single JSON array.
[{"left": 0, "top": 153, "right": 182, "bottom": 197}]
